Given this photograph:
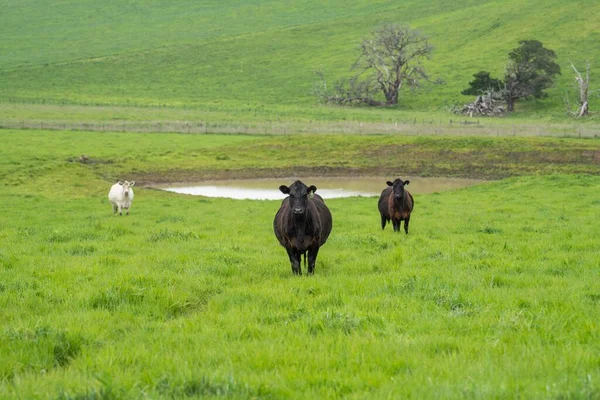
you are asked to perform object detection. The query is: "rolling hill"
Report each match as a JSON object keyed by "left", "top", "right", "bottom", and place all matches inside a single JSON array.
[{"left": 1, "top": 0, "right": 599, "bottom": 122}]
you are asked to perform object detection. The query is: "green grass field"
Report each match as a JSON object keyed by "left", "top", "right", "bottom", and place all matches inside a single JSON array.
[
  {"left": 1, "top": 0, "right": 600, "bottom": 125},
  {"left": 2, "top": 1, "right": 600, "bottom": 397},
  {"left": 1, "top": 129, "right": 599, "bottom": 398}
]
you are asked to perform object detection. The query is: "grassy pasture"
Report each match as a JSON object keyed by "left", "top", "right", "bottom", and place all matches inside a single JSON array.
[
  {"left": 1, "top": 129, "right": 599, "bottom": 398},
  {"left": 1, "top": 0, "right": 600, "bottom": 124},
  {"left": 3, "top": 130, "right": 600, "bottom": 184}
]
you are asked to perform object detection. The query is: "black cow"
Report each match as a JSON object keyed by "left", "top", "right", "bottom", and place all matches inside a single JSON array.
[
  {"left": 273, "top": 181, "right": 333, "bottom": 275},
  {"left": 378, "top": 178, "right": 414, "bottom": 234}
]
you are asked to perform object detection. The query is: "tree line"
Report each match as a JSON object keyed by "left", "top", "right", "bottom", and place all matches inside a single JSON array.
[{"left": 315, "top": 24, "right": 592, "bottom": 118}]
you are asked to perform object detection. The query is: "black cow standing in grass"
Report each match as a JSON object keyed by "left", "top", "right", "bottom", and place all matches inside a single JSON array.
[
  {"left": 378, "top": 178, "right": 414, "bottom": 234},
  {"left": 274, "top": 181, "right": 332, "bottom": 275}
]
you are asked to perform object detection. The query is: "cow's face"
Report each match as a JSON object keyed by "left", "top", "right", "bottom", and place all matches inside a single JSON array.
[
  {"left": 279, "top": 180, "right": 317, "bottom": 216},
  {"left": 119, "top": 180, "right": 135, "bottom": 196},
  {"left": 387, "top": 178, "right": 409, "bottom": 199}
]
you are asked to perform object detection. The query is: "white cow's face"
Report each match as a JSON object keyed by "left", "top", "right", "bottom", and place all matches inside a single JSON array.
[{"left": 119, "top": 180, "right": 135, "bottom": 196}]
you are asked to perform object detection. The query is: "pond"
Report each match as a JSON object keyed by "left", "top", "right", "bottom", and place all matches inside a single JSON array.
[{"left": 159, "top": 176, "right": 485, "bottom": 200}]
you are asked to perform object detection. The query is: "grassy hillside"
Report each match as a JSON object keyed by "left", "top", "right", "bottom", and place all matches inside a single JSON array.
[
  {"left": 1, "top": 0, "right": 599, "bottom": 124},
  {"left": 1, "top": 129, "right": 599, "bottom": 398}
]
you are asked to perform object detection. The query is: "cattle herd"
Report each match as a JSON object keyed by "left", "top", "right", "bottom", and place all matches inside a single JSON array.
[
  {"left": 108, "top": 177, "right": 413, "bottom": 275},
  {"left": 273, "top": 178, "right": 413, "bottom": 275}
]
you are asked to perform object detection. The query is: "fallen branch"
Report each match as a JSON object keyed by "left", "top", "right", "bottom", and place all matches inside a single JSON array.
[{"left": 454, "top": 92, "right": 506, "bottom": 117}]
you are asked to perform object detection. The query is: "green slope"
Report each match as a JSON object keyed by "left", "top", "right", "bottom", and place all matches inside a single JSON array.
[{"left": 1, "top": 0, "right": 599, "bottom": 120}]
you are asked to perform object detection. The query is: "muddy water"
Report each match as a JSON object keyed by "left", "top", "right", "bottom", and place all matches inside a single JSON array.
[{"left": 160, "top": 176, "right": 485, "bottom": 200}]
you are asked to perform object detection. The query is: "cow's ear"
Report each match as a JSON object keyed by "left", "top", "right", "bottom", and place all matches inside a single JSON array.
[
  {"left": 404, "top": 180, "right": 410, "bottom": 186},
  {"left": 279, "top": 185, "right": 290, "bottom": 194},
  {"left": 130, "top": 181, "right": 135, "bottom": 187},
  {"left": 386, "top": 181, "right": 393, "bottom": 186},
  {"left": 308, "top": 185, "right": 317, "bottom": 194},
  {"left": 118, "top": 181, "right": 124, "bottom": 185}
]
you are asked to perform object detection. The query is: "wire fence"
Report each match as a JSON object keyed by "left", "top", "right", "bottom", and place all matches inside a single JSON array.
[
  {"left": 0, "top": 118, "right": 599, "bottom": 138},
  {"left": 1, "top": 97, "right": 599, "bottom": 138}
]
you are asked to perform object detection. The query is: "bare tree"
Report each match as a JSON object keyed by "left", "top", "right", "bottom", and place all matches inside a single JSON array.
[
  {"left": 316, "top": 24, "right": 439, "bottom": 106},
  {"left": 354, "top": 24, "right": 436, "bottom": 105},
  {"left": 570, "top": 61, "right": 590, "bottom": 117}
]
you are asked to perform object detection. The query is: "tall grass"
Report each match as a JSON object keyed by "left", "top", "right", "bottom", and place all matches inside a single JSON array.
[{"left": 0, "top": 129, "right": 599, "bottom": 398}]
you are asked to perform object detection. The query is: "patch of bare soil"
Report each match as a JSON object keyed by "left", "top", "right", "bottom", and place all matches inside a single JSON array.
[{"left": 67, "top": 155, "right": 113, "bottom": 164}]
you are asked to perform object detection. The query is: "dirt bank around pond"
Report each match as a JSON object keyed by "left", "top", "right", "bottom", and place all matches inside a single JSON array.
[
  {"left": 121, "top": 137, "right": 600, "bottom": 187},
  {"left": 132, "top": 165, "right": 502, "bottom": 187}
]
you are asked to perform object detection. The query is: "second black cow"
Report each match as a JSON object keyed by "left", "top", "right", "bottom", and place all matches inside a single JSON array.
[
  {"left": 378, "top": 178, "right": 414, "bottom": 234},
  {"left": 273, "top": 180, "right": 332, "bottom": 275}
]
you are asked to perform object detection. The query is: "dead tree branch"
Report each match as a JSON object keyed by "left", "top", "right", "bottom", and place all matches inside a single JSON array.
[
  {"left": 454, "top": 91, "right": 506, "bottom": 117},
  {"left": 570, "top": 61, "right": 590, "bottom": 117}
]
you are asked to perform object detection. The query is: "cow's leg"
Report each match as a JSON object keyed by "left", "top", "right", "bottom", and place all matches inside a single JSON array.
[
  {"left": 125, "top": 206, "right": 130, "bottom": 215},
  {"left": 112, "top": 204, "right": 118, "bottom": 214},
  {"left": 286, "top": 248, "right": 302, "bottom": 275},
  {"left": 307, "top": 247, "right": 320, "bottom": 275},
  {"left": 118, "top": 204, "right": 123, "bottom": 216},
  {"left": 296, "top": 251, "right": 302, "bottom": 275},
  {"left": 380, "top": 214, "right": 387, "bottom": 230},
  {"left": 404, "top": 215, "right": 410, "bottom": 234},
  {"left": 392, "top": 219, "right": 400, "bottom": 232}
]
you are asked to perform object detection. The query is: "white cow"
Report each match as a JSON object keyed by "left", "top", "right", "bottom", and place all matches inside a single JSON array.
[{"left": 108, "top": 181, "right": 135, "bottom": 215}]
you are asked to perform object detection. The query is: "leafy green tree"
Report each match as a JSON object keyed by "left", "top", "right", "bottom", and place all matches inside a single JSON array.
[
  {"left": 461, "top": 71, "right": 503, "bottom": 96},
  {"left": 503, "top": 40, "right": 561, "bottom": 111}
]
